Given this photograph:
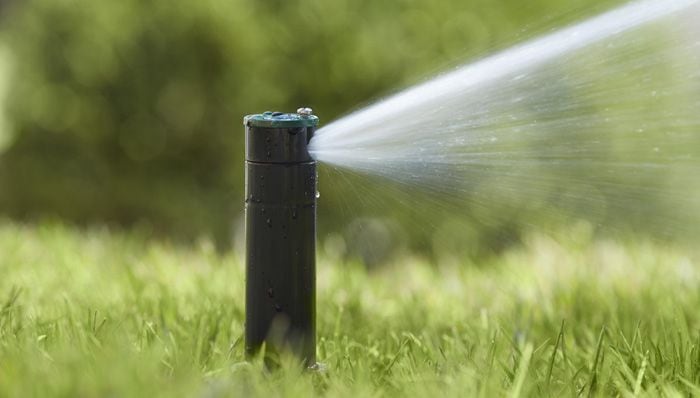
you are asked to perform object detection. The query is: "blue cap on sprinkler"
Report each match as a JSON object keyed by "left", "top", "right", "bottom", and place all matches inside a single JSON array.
[{"left": 244, "top": 110, "right": 319, "bottom": 129}]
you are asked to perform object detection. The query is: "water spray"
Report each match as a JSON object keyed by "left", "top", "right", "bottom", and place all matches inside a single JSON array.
[
  {"left": 244, "top": 109, "right": 318, "bottom": 366},
  {"left": 309, "top": 0, "right": 700, "bottom": 237}
]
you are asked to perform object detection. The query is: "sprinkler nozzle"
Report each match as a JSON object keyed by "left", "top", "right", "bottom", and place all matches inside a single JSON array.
[{"left": 244, "top": 110, "right": 319, "bottom": 367}]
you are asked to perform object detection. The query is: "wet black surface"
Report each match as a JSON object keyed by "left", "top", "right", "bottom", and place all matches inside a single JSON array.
[{"left": 245, "top": 122, "right": 317, "bottom": 366}]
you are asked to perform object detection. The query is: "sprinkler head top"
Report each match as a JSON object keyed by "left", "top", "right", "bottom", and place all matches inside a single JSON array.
[
  {"left": 244, "top": 109, "right": 317, "bottom": 163},
  {"left": 244, "top": 109, "right": 318, "bottom": 129}
]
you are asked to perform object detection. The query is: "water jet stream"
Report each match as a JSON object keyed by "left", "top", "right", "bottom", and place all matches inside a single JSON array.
[{"left": 310, "top": 0, "right": 700, "bottom": 239}]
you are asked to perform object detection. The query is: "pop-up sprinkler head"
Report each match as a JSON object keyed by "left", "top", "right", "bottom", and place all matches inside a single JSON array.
[{"left": 244, "top": 108, "right": 319, "bottom": 367}]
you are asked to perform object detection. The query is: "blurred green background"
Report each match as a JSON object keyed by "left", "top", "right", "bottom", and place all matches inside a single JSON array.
[{"left": 2, "top": 0, "right": 691, "bottom": 262}]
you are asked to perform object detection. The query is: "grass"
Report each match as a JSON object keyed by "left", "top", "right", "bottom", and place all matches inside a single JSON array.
[{"left": 1, "top": 222, "right": 699, "bottom": 397}]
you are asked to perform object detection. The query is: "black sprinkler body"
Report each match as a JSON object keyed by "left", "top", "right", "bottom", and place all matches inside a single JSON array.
[{"left": 244, "top": 109, "right": 319, "bottom": 366}]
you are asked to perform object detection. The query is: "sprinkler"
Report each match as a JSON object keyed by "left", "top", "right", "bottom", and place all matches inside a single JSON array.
[{"left": 244, "top": 108, "right": 319, "bottom": 367}]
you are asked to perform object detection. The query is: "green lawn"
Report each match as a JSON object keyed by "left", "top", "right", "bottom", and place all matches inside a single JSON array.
[{"left": 1, "top": 222, "right": 699, "bottom": 397}]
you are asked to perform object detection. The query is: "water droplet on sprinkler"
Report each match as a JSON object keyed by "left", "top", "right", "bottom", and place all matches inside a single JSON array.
[{"left": 297, "top": 107, "right": 313, "bottom": 116}]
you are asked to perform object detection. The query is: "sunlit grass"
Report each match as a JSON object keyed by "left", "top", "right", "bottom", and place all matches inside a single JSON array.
[{"left": 0, "top": 222, "right": 699, "bottom": 397}]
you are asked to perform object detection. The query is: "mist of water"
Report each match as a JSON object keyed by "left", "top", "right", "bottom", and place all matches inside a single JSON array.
[{"left": 309, "top": 0, "right": 700, "bottom": 238}]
